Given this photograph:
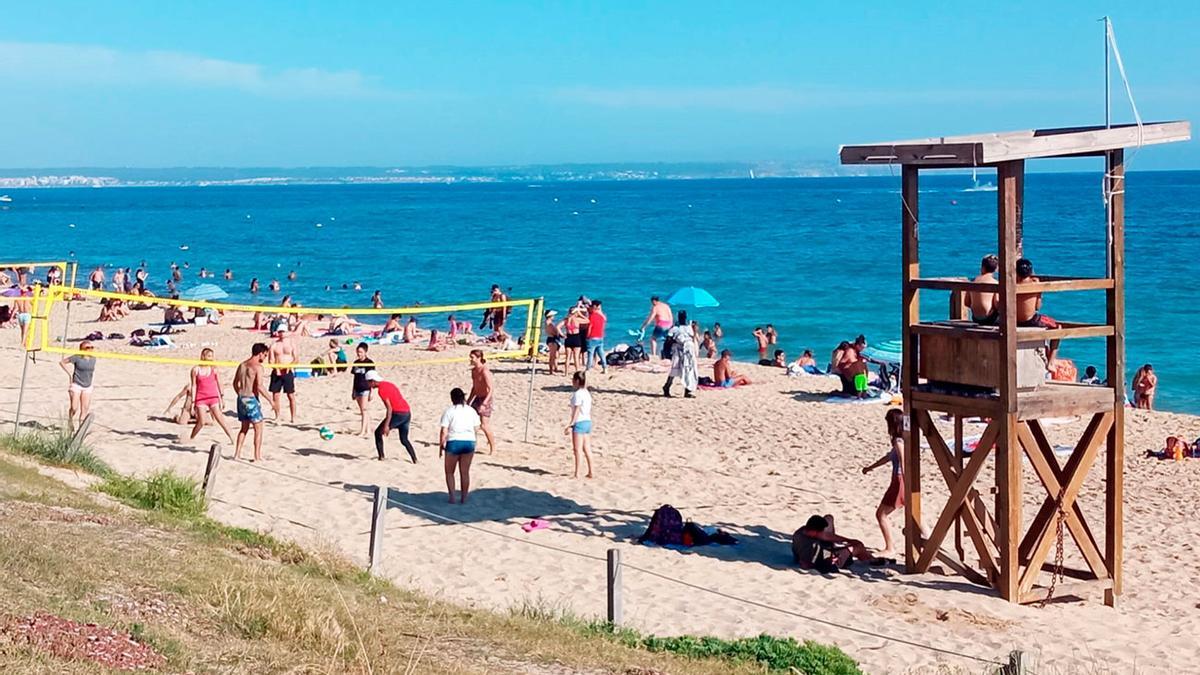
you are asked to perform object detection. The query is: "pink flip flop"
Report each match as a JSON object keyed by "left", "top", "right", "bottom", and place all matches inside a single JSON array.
[{"left": 522, "top": 519, "right": 550, "bottom": 533}]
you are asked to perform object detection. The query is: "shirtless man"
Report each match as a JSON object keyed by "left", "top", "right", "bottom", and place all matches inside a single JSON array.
[
  {"left": 753, "top": 327, "right": 769, "bottom": 361},
  {"left": 713, "top": 350, "right": 751, "bottom": 387},
  {"left": 467, "top": 349, "right": 497, "bottom": 454},
  {"left": 639, "top": 296, "right": 674, "bottom": 358},
  {"left": 966, "top": 255, "right": 1000, "bottom": 321},
  {"left": 1132, "top": 364, "right": 1157, "bottom": 410},
  {"left": 268, "top": 328, "right": 299, "bottom": 422},
  {"left": 89, "top": 266, "right": 105, "bottom": 291},
  {"left": 233, "top": 343, "right": 277, "bottom": 461},
  {"left": 1014, "top": 258, "right": 1061, "bottom": 369}
]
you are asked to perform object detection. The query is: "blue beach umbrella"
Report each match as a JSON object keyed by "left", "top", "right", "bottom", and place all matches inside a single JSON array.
[
  {"left": 861, "top": 339, "right": 903, "bottom": 365},
  {"left": 666, "top": 286, "right": 720, "bottom": 308},
  {"left": 181, "top": 283, "right": 229, "bottom": 302}
]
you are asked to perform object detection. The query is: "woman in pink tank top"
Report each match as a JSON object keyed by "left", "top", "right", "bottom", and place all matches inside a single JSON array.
[{"left": 190, "top": 348, "right": 234, "bottom": 443}]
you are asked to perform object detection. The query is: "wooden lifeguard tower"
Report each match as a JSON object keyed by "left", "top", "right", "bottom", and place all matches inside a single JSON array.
[{"left": 839, "top": 121, "right": 1191, "bottom": 605}]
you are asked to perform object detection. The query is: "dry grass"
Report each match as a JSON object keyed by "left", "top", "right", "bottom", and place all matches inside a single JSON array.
[{"left": 0, "top": 450, "right": 800, "bottom": 674}]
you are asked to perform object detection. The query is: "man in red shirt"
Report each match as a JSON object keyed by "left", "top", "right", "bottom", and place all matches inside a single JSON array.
[
  {"left": 366, "top": 371, "right": 417, "bottom": 463},
  {"left": 585, "top": 299, "right": 607, "bottom": 374}
]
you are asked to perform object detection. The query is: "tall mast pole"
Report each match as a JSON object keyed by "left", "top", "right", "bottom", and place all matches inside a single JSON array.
[{"left": 1103, "top": 16, "right": 1113, "bottom": 278}]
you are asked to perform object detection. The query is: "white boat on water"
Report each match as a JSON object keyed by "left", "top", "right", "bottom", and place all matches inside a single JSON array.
[
  {"left": 0, "top": 195, "right": 12, "bottom": 203},
  {"left": 962, "top": 168, "right": 997, "bottom": 192}
]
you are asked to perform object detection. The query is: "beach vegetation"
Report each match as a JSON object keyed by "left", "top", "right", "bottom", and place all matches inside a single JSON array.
[
  {"left": 513, "top": 598, "right": 863, "bottom": 674},
  {"left": 1, "top": 426, "right": 112, "bottom": 476},
  {"left": 99, "top": 469, "right": 206, "bottom": 518},
  {"left": 0, "top": 450, "right": 798, "bottom": 674}
]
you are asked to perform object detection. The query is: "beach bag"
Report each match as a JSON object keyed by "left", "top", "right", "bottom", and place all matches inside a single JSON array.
[
  {"left": 662, "top": 335, "right": 675, "bottom": 361},
  {"left": 85, "top": 331, "right": 104, "bottom": 341},
  {"left": 681, "top": 521, "right": 712, "bottom": 547},
  {"left": 638, "top": 504, "right": 684, "bottom": 546}
]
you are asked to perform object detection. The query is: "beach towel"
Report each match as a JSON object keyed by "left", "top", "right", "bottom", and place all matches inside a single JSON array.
[{"left": 824, "top": 391, "right": 884, "bottom": 404}]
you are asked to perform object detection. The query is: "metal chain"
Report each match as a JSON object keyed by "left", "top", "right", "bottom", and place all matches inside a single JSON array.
[{"left": 1039, "top": 487, "right": 1068, "bottom": 608}]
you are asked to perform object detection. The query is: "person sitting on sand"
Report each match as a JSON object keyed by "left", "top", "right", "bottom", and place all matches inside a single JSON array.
[
  {"left": 427, "top": 328, "right": 447, "bottom": 352},
  {"left": 381, "top": 314, "right": 402, "bottom": 336},
  {"left": 792, "top": 514, "right": 888, "bottom": 572},
  {"left": 760, "top": 349, "right": 786, "bottom": 368},
  {"left": 1133, "top": 364, "right": 1156, "bottom": 409},
  {"left": 1080, "top": 365, "right": 1103, "bottom": 386},
  {"left": 700, "top": 330, "right": 717, "bottom": 359},
  {"left": 403, "top": 317, "right": 419, "bottom": 344},
  {"left": 967, "top": 254, "right": 1000, "bottom": 322},
  {"left": 323, "top": 339, "right": 347, "bottom": 371},
  {"left": 713, "top": 350, "right": 751, "bottom": 387},
  {"left": 98, "top": 298, "right": 118, "bottom": 322},
  {"left": 797, "top": 349, "right": 818, "bottom": 370},
  {"left": 862, "top": 409, "right": 906, "bottom": 557},
  {"left": 163, "top": 304, "right": 186, "bottom": 325}
]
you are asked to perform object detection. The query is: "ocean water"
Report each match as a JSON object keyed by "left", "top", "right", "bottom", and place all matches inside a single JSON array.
[{"left": 2, "top": 171, "right": 1198, "bottom": 412}]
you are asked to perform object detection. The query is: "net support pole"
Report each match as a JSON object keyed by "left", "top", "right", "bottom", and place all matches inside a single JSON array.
[
  {"left": 14, "top": 351, "right": 31, "bottom": 434},
  {"left": 523, "top": 298, "right": 543, "bottom": 443},
  {"left": 60, "top": 295, "right": 73, "bottom": 346}
]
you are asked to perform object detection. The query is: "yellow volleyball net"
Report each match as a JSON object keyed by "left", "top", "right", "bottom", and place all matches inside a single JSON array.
[{"left": 29, "top": 283, "right": 544, "bottom": 370}]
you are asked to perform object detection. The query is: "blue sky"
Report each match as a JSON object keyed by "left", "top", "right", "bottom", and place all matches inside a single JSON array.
[{"left": 1, "top": 2, "right": 1196, "bottom": 168}]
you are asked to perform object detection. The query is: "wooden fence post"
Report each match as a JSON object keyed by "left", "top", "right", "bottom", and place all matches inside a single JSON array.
[
  {"left": 607, "top": 548, "right": 622, "bottom": 625},
  {"left": 201, "top": 443, "right": 221, "bottom": 505},
  {"left": 368, "top": 486, "right": 386, "bottom": 573},
  {"left": 1002, "top": 650, "right": 1026, "bottom": 675}
]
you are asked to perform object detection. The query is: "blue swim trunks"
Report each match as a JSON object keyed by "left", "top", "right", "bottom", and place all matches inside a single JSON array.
[
  {"left": 572, "top": 420, "right": 593, "bottom": 434},
  {"left": 237, "top": 396, "right": 263, "bottom": 423}
]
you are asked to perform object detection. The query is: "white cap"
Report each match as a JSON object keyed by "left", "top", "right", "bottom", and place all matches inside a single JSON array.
[{"left": 364, "top": 371, "right": 383, "bottom": 382}]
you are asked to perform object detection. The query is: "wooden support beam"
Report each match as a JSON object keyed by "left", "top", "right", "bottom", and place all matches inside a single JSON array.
[
  {"left": 919, "top": 413, "right": 1000, "bottom": 581},
  {"left": 1017, "top": 416, "right": 1112, "bottom": 587},
  {"left": 910, "top": 276, "right": 1114, "bottom": 294},
  {"left": 1105, "top": 148, "right": 1127, "bottom": 607},
  {"left": 953, "top": 415, "right": 965, "bottom": 562},
  {"left": 901, "top": 164, "right": 922, "bottom": 571},
  {"left": 910, "top": 389, "right": 1001, "bottom": 417},
  {"left": 1020, "top": 578, "right": 1113, "bottom": 605},
  {"left": 1016, "top": 417, "right": 1110, "bottom": 599},
  {"left": 915, "top": 418, "right": 998, "bottom": 574}
]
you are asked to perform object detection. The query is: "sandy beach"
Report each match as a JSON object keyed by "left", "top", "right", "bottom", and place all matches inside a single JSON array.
[{"left": 3, "top": 305, "right": 1200, "bottom": 674}]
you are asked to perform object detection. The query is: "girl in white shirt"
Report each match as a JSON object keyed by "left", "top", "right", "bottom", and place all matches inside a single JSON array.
[
  {"left": 439, "top": 387, "right": 481, "bottom": 503},
  {"left": 564, "top": 371, "right": 594, "bottom": 478}
]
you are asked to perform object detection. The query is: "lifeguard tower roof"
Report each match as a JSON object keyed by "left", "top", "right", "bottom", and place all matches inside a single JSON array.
[{"left": 839, "top": 121, "right": 1191, "bottom": 167}]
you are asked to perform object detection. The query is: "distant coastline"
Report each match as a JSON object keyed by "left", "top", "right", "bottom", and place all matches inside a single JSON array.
[{"left": 0, "top": 161, "right": 893, "bottom": 189}]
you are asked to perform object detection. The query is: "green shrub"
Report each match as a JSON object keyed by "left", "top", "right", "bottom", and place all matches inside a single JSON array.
[
  {"left": 1, "top": 428, "right": 111, "bottom": 476},
  {"left": 559, "top": 616, "right": 861, "bottom": 674},
  {"left": 100, "top": 470, "right": 205, "bottom": 518},
  {"left": 634, "top": 634, "right": 863, "bottom": 674}
]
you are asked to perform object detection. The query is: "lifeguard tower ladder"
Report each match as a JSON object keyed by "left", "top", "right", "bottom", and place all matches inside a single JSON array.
[{"left": 840, "top": 121, "right": 1190, "bottom": 605}]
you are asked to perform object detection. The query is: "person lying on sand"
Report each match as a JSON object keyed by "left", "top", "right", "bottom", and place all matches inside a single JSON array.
[
  {"left": 792, "top": 514, "right": 889, "bottom": 572},
  {"left": 713, "top": 350, "right": 751, "bottom": 387}
]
